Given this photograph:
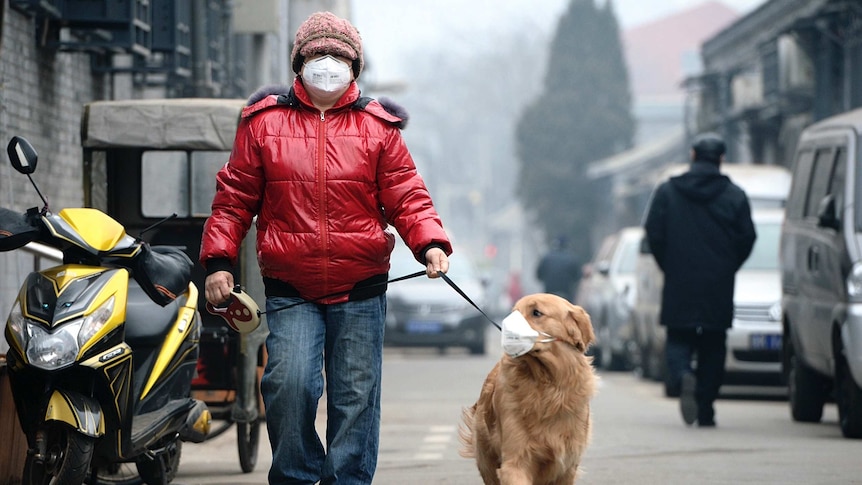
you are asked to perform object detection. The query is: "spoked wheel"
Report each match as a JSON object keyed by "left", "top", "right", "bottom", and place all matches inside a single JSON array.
[
  {"left": 203, "top": 419, "right": 234, "bottom": 440},
  {"left": 135, "top": 439, "right": 182, "bottom": 485},
  {"left": 237, "top": 419, "right": 261, "bottom": 473},
  {"left": 24, "top": 423, "right": 95, "bottom": 485},
  {"left": 87, "top": 462, "right": 142, "bottom": 485},
  {"left": 237, "top": 375, "right": 262, "bottom": 473}
]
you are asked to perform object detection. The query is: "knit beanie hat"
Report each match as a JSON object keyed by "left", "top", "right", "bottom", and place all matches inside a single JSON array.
[{"left": 291, "top": 11, "right": 363, "bottom": 79}]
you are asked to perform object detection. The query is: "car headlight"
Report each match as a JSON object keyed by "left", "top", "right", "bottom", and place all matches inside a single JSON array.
[
  {"left": 847, "top": 262, "right": 862, "bottom": 301},
  {"left": 768, "top": 302, "right": 781, "bottom": 322}
]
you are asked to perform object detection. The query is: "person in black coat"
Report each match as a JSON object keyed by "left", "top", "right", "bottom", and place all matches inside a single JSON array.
[
  {"left": 644, "top": 132, "right": 756, "bottom": 427},
  {"left": 536, "top": 235, "right": 581, "bottom": 300}
]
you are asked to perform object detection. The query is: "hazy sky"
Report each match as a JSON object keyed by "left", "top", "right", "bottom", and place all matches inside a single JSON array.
[{"left": 352, "top": 0, "right": 766, "bottom": 81}]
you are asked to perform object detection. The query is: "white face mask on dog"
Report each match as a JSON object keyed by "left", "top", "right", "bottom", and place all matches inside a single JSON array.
[{"left": 501, "top": 310, "right": 556, "bottom": 358}]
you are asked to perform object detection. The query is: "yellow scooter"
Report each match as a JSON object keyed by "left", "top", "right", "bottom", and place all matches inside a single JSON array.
[{"left": 1, "top": 136, "right": 211, "bottom": 485}]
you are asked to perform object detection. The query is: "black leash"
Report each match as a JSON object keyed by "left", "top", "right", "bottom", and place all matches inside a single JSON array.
[
  {"left": 258, "top": 270, "right": 426, "bottom": 317},
  {"left": 438, "top": 272, "right": 501, "bottom": 331},
  {"left": 257, "top": 269, "right": 502, "bottom": 332}
]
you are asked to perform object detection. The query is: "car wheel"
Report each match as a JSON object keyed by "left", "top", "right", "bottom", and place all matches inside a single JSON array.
[
  {"left": 598, "top": 346, "right": 611, "bottom": 369},
  {"left": 788, "top": 338, "right": 827, "bottom": 422},
  {"left": 645, "top": 343, "right": 665, "bottom": 382},
  {"left": 836, "top": 356, "right": 862, "bottom": 438},
  {"left": 637, "top": 342, "right": 653, "bottom": 379},
  {"left": 599, "top": 347, "right": 627, "bottom": 371}
]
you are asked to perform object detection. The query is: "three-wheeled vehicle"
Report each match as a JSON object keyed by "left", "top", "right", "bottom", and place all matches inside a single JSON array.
[{"left": 80, "top": 98, "right": 267, "bottom": 477}]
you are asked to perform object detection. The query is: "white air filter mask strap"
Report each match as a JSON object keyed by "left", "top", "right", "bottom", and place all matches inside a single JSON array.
[{"left": 501, "top": 310, "right": 556, "bottom": 358}]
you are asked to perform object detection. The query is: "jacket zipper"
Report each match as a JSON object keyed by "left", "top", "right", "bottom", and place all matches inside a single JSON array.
[{"left": 317, "top": 110, "right": 329, "bottom": 293}]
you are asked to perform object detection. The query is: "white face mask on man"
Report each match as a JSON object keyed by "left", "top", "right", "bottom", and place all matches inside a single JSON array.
[
  {"left": 500, "top": 310, "right": 556, "bottom": 358},
  {"left": 302, "top": 55, "right": 352, "bottom": 93}
]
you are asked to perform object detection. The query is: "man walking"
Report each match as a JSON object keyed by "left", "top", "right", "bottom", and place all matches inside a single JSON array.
[{"left": 644, "top": 132, "right": 756, "bottom": 427}]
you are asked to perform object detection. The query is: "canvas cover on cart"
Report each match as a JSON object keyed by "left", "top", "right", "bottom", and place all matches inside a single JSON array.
[{"left": 81, "top": 98, "right": 246, "bottom": 150}]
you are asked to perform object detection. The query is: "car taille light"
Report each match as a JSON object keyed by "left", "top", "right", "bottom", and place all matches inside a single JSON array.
[{"left": 847, "top": 262, "right": 862, "bottom": 301}]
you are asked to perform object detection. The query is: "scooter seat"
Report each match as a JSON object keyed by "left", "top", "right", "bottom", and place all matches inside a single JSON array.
[{"left": 125, "top": 280, "right": 184, "bottom": 345}]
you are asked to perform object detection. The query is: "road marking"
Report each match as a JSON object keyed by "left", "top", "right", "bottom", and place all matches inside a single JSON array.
[{"left": 412, "top": 425, "right": 456, "bottom": 461}]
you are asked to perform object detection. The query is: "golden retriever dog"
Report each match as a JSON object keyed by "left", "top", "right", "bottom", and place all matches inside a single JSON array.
[{"left": 460, "top": 293, "right": 597, "bottom": 485}]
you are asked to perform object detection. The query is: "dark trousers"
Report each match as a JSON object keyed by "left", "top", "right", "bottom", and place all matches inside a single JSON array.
[{"left": 665, "top": 327, "right": 727, "bottom": 422}]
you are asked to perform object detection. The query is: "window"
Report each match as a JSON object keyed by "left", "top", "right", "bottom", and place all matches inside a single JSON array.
[
  {"left": 142, "top": 151, "right": 188, "bottom": 217},
  {"left": 786, "top": 149, "right": 814, "bottom": 220},
  {"left": 804, "top": 148, "right": 835, "bottom": 218},
  {"left": 741, "top": 221, "right": 780, "bottom": 271},
  {"left": 140, "top": 150, "right": 229, "bottom": 218},
  {"left": 191, "top": 151, "right": 229, "bottom": 216},
  {"left": 829, "top": 147, "right": 846, "bottom": 224},
  {"left": 615, "top": 237, "right": 640, "bottom": 275}
]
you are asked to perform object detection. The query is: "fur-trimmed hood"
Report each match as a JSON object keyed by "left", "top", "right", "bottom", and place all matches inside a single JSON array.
[{"left": 243, "top": 81, "right": 409, "bottom": 129}]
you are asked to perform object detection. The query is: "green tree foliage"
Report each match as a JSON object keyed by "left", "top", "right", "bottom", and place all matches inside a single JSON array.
[{"left": 516, "top": 0, "right": 634, "bottom": 256}]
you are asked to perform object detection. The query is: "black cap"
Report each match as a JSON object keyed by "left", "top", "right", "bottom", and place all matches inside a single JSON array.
[{"left": 691, "top": 132, "right": 726, "bottom": 164}]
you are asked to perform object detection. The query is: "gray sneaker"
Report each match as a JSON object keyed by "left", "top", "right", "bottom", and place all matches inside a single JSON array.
[{"left": 680, "top": 372, "right": 697, "bottom": 426}]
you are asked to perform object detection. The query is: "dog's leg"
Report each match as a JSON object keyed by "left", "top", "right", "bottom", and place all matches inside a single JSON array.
[
  {"left": 478, "top": 463, "right": 501, "bottom": 485},
  {"left": 551, "top": 467, "right": 578, "bottom": 484},
  {"left": 498, "top": 462, "right": 532, "bottom": 485}
]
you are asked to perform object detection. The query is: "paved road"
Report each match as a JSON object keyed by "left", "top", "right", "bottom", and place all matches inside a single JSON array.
[{"left": 174, "top": 331, "right": 862, "bottom": 484}]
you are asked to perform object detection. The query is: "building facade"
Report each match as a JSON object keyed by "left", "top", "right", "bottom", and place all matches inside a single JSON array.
[{"left": 691, "top": 0, "right": 862, "bottom": 167}]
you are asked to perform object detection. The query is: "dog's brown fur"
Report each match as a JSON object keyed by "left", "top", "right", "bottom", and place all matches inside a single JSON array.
[{"left": 460, "top": 293, "right": 598, "bottom": 485}]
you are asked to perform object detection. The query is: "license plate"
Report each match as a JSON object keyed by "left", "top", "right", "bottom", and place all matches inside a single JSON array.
[
  {"left": 406, "top": 321, "right": 443, "bottom": 334},
  {"left": 750, "top": 333, "right": 782, "bottom": 350}
]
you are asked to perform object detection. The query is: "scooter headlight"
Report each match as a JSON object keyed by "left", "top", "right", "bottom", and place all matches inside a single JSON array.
[
  {"left": 78, "top": 296, "right": 115, "bottom": 347},
  {"left": 7, "top": 303, "right": 29, "bottom": 350},
  {"left": 10, "top": 296, "right": 116, "bottom": 371},
  {"left": 26, "top": 322, "right": 81, "bottom": 370}
]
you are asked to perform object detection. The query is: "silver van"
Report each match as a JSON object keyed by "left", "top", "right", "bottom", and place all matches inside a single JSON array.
[{"left": 780, "top": 107, "right": 862, "bottom": 438}]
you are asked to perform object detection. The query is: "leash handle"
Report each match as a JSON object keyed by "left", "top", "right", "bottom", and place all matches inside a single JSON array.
[{"left": 438, "top": 272, "right": 501, "bottom": 330}]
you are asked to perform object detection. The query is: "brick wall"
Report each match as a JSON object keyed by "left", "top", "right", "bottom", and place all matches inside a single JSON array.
[
  {"left": 0, "top": 6, "right": 110, "bottom": 350},
  {"left": 0, "top": 6, "right": 109, "bottom": 214}
]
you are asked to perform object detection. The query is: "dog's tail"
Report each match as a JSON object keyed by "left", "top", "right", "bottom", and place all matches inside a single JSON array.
[{"left": 458, "top": 405, "right": 476, "bottom": 458}]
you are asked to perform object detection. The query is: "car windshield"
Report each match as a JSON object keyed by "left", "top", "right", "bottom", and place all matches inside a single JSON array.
[
  {"left": 616, "top": 238, "right": 640, "bottom": 274},
  {"left": 741, "top": 221, "right": 780, "bottom": 270}
]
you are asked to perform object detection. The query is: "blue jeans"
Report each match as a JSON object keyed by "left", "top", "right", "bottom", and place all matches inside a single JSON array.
[{"left": 261, "top": 295, "right": 386, "bottom": 485}]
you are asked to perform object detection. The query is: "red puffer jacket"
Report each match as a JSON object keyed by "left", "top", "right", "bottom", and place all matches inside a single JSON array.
[{"left": 200, "top": 79, "right": 451, "bottom": 303}]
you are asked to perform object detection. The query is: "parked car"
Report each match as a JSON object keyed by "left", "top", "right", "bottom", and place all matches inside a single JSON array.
[
  {"left": 384, "top": 241, "right": 489, "bottom": 355},
  {"left": 576, "top": 226, "right": 642, "bottom": 370},
  {"left": 631, "top": 163, "right": 792, "bottom": 390},
  {"left": 780, "top": 107, "right": 862, "bottom": 438},
  {"left": 724, "top": 209, "right": 784, "bottom": 385}
]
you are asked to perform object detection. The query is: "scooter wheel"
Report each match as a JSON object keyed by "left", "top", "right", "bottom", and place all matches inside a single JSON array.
[{"left": 24, "top": 424, "right": 95, "bottom": 485}]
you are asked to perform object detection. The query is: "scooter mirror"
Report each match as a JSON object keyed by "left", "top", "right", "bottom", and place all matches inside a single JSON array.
[{"left": 7, "top": 136, "right": 38, "bottom": 175}]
